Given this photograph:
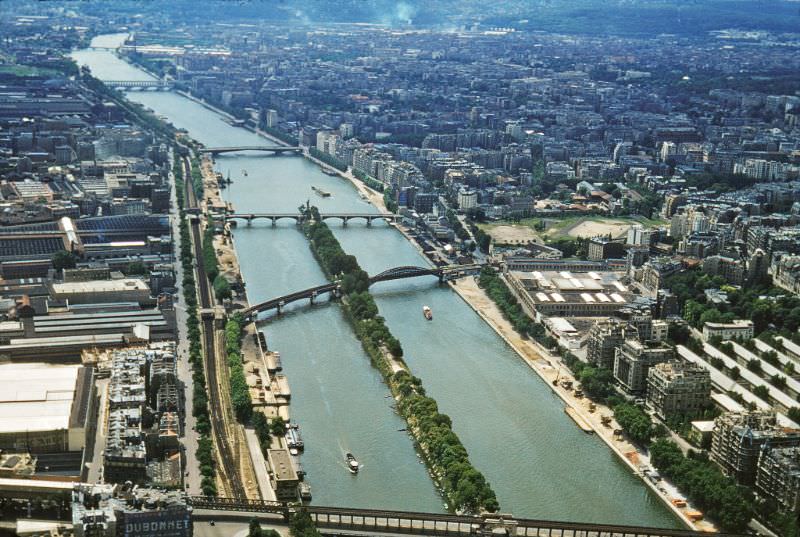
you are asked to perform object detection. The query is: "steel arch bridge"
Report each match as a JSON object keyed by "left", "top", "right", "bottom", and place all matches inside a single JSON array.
[
  {"left": 369, "top": 265, "right": 441, "bottom": 284},
  {"left": 241, "top": 264, "right": 483, "bottom": 319}
]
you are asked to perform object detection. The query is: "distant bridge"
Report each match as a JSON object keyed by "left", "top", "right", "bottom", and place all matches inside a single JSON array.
[
  {"left": 188, "top": 497, "right": 728, "bottom": 537},
  {"left": 199, "top": 146, "right": 302, "bottom": 156},
  {"left": 103, "top": 79, "right": 173, "bottom": 90},
  {"left": 225, "top": 212, "right": 401, "bottom": 226},
  {"left": 241, "top": 264, "right": 482, "bottom": 318}
]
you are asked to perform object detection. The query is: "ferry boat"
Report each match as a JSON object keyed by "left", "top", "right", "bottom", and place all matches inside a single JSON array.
[
  {"left": 345, "top": 452, "right": 359, "bottom": 474},
  {"left": 285, "top": 424, "right": 304, "bottom": 451},
  {"left": 322, "top": 168, "right": 339, "bottom": 177},
  {"left": 312, "top": 185, "right": 331, "bottom": 197},
  {"left": 422, "top": 305, "right": 433, "bottom": 320}
]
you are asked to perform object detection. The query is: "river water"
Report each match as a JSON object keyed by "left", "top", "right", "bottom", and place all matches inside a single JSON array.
[{"left": 72, "top": 35, "right": 680, "bottom": 527}]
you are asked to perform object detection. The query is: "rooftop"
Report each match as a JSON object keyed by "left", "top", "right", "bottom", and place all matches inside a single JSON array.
[{"left": 0, "top": 363, "right": 81, "bottom": 434}]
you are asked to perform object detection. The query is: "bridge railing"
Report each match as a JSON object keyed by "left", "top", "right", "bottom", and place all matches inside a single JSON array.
[{"left": 188, "top": 498, "right": 738, "bottom": 537}]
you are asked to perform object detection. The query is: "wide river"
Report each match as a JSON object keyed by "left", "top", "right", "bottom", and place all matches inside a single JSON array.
[{"left": 73, "top": 34, "right": 679, "bottom": 527}]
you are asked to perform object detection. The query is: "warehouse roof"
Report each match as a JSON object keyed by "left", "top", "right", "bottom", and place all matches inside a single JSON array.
[
  {"left": 0, "top": 363, "right": 81, "bottom": 434},
  {"left": 51, "top": 278, "right": 149, "bottom": 295}
]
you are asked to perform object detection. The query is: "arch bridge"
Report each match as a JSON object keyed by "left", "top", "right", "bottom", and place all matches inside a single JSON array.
[
  {"left": 199, "top": 146, "right": 302, "bottom": 156},
  {"left": 188, "top": 497, "right": 731, "bottom": 537},
  {"left": 225, "top": 212, "right": 401, "bottom": 227},
  {"left": 240, "top": 264, "right": 482, "bottom": 318}
]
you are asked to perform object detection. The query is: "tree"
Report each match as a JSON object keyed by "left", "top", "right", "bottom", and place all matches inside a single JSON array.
[
  {"left": 753, "top": 385, "right": 770, "bottom": 402},
  {"left": 52, "top": 250, "right": 77, "bottom": 271},
  {"left": 270, "top": 416, "right": 287, "bottom": 437},
  {"left": 289, "top": 509, "right": 321, "bottom": 537},
  {"left": 213, "top": 275, "right": 232, "bottom": 302}
]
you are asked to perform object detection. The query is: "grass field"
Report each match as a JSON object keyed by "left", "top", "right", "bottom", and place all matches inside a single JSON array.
[
  {"left": 478, "top": 215, "right": 667, "bottom": 244},
  {"left": 0, "top": 64, "right": 60, "bottom": 77}
]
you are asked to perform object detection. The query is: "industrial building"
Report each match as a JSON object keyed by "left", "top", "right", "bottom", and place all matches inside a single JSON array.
[
  {"left": 49, "top": 278, "right": 154, "bottom": 306},
  {"left": 507, "top": 270, "right": 635, "bottom": 318},
  {"left": 711, "top": 411, "right": 800, "bottom": 487},
  {"left": 0, "top": 363, "right": 95, "bottom": 454},
  {"left": 646, "top": 360, "right": 712, "bottom": 420}
]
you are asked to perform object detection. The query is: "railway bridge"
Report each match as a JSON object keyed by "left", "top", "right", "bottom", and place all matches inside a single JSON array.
[
  {"left": 240, "top": 264, "right": 482, "bottom": 318},
  {"left": 225, "top": 212, "right": 401, "bottom": 226},
  {"left": 199, "top": 146, "right": 302, "bottom": 156},
  {"left": 103, "top": 79, "right": 173, "bottom": 90},
  {"left": 189, "top": 497, "right": 730, "bottom": 537}
]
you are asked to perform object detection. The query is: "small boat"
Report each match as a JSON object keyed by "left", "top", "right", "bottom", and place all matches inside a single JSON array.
[
  {"left": 345, "top": 452, "right": 359, "bottom": 474},
  {"left": 299, "top": 482, "right": 312, "bottom": 501},
  {"left": 242, "top": 169, "right": 248, "bottom": 176},
  {"left": 423, "top": 305, "right": 433, "bottom": 320},
  {"left": 312, "top": 185, "right": 331, "bottom": 197},
  {"left": 359, "top": 192, "right": 368, "bottom": 200}
]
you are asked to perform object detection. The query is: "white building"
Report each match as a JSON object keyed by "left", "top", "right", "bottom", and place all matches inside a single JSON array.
[
  {"left": 702, "top": 320, "right": 754, "bottom": 341},
  {"left": 458, "top": 190, "right": 478, "bottom": 210}
]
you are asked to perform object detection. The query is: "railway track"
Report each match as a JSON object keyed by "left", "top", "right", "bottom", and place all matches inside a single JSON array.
[{"left": 182, "top": 155, "right": 246, "bottom": 499}]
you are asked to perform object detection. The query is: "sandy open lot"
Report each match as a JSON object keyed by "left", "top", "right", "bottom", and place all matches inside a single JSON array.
[
  {"left": 566, "top": 219, "right": 632, "bottom": 239},
  {"left": 483, "top": 225, "right": 540, "bottom": 244}
]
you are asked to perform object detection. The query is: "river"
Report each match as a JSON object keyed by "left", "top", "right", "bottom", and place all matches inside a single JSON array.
[{"left": 72, "top": 35, "right": 680, "bottom": 527}]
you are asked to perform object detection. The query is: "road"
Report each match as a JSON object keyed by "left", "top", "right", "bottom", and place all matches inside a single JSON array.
[
  {"left": 85, "top": 378, "right": 109, "bottom": 484},
  {"left": 170, "top": 153, "right": 202, "bottom": 495}
]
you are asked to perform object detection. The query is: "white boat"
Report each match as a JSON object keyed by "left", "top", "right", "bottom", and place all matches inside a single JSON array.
[
  {"left": 345, "top": 452, "right": 359, "bottom": 474},
  {"left": 423, "top": 305, "right": 433, "bottom": 320}
]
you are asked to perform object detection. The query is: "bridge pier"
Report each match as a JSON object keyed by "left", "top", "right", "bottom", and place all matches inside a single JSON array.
[
  {"left": 366, "top": 218, "right": 372, "bottom": 227},
  {"left": 270, "top": 218, "right": 277, "bottom": 227},
  {"left": 310, "top": 291, "right": 317, "bottom": 305}
]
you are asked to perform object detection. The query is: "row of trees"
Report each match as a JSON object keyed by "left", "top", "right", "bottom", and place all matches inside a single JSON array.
[
  {"left": 225, "top": 315, "right": 254, "bottom": 422},
  {"left": 352, "top": 169, "right": 385, "bottom": 192},
  {"left": 174, "top": 151, "right": 217, "bottom": 496},
  {"left": 478, "top": 268, "right": 557, "bottom": 346},
  {"left": 394, "top": 371, "right": 499, "bottom": 513},
  {"left": 649, "top": 439, "right": 753, "bottom": 532},
  {"left": 202, "top": 217, "right": 219, "bottom": 282},
  {"left": 303, "top": 213, "right": 498, "bottom": 513},
  {"left": 309, "top": 147, "right": 347, "bottom": 172}
]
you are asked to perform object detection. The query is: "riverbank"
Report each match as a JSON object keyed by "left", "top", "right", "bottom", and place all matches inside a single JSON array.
[
  {"left": 198, "top": 154, "right": 296, "bottom": 502},
  {"left": 449, "top": 276, "right": 713, "bottom": 532}
]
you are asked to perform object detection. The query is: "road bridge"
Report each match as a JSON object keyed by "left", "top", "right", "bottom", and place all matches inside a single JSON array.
[
  {"left": 188, "top": 498, "right": 732, "bottom": 537},
  {"left": 103, "top": 79, "right": 173, "bottom": 90},
  {"left": 225, "top": 212, "right": 401, "bottom": 226},
  {"left": 199, "top": 146, "right": 302, "bottom": 156},
  {"left": 241, "top": 264, "right": 482, "bottom": 318}
]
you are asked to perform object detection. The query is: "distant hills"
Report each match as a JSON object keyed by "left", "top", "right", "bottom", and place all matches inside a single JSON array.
[{"left": 203, "top": 0, "right": 800, "bottom": 35}]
